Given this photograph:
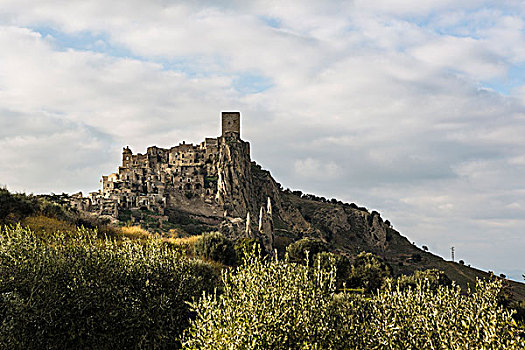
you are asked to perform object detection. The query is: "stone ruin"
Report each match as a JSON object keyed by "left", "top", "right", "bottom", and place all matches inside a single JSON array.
[{"left": 69, "top": 111, "right": 274, "bottom": 250}]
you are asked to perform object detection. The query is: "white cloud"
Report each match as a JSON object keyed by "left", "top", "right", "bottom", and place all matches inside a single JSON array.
[{"left": 293, "top": 158, "right": 341, "bottom": 180}]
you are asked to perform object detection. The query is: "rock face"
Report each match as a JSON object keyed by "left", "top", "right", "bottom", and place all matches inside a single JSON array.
[{"left": 215, "top": 136, "right": 254, "bottom": 218}]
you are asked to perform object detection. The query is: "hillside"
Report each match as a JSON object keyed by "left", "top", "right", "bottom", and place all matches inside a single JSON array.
[{"left": 74, "top": 130, "right": 525, "bottom": 300}]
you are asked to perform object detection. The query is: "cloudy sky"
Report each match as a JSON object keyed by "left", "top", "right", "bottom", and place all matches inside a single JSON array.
[{"left": 1, "top": 0, "right": 525, "bottom": 280}]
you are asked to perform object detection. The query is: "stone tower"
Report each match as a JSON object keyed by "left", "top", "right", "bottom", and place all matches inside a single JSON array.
[
  {"left": 221, "top": 111, "right": 241, "bottom": 137},
  {"left": 122, "top": 146, "right": 132, "bottom": 168}
]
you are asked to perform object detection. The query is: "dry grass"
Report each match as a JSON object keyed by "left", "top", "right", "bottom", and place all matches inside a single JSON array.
[
  {"left": 119, "top": 225, "right": 151, "bottom": 240},
  {"left": 23, "top": 215, "right": 77, "bottom": 235},
  {"left": 165, "top": 235, "right": 201, "bottom": 247}
]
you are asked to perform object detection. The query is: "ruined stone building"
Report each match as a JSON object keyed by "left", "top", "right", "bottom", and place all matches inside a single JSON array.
[
  {"left": 85, "top": 112, "right": 243, "bottom": 218},
  {"left": 69, "top": 111, "right": 280, "bottom": 251}
]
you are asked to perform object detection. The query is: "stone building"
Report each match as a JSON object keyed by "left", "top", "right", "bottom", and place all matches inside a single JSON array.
[{"left": 87, "top": 111, "right": 241, "bottom": 218}]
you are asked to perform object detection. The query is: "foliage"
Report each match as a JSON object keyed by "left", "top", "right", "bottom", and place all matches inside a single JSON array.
[
  {"left": 183, "top": 253, "right": 525, "bottom": 349},
  {"left": 347, "top": 251, "right": 392, "bottom": 293},
  {"left": 183, "top": 254, "right": 343, "bottom": 350},
  {"left": 286, "top": 237, "right": 329, "bottom": 264},
  {"left": 396, "top": 268, "right": 452, "bottom": 291},
  {"left": 0, "top": 225, "right": 219, "bottom": 349},
  {"left": 193, "top": 231, "right": 237, "bottom": 266},
  {"left": 234, "top": 237, "right": 267, "bottom": 262},
  {"left": 315, "top": 251, "right": 352, "bottom": 289},
  {"left": 0, "top": 188, "right": 38, "bottom": 224},
  {"left": 362, "top": 279, "right": 525, "bottom": 349}
]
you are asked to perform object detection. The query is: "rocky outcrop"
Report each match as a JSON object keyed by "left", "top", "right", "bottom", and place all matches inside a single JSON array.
[{"left": 215, "top": 137, "right": 254, "bottom": 218}]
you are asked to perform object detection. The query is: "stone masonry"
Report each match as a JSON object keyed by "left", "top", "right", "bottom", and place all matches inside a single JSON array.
[{"left": 86, "top": 112, "right": 244, "bottom": 218}]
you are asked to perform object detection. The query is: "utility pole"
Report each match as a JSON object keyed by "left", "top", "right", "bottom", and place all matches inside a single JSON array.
[{"left": 451, "top": 246, "right": 455, "bottom": 262}]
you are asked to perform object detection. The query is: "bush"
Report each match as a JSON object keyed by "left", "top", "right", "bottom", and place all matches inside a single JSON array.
[
  {"left": 183, "top": 252, "right": 525, "bottom": 349},
  {"left": 0, "top": 225, "right": 219, "bottom": 349},
  {"left": 363, "top": 279, "right": 524, "bottom": 349},
  {"left": 315, "top": 251, "right": 352, "bottom": 289},
  {"left": 286, "top": 237, "right": 329, "bottom": 264},
  {"left": 234, "top": 237, "right": 266, "bottom": 263},
  {"left": 347, "top": 252, "right": 392, "bottom": 293},
  {"left": 396, "top": 268, "right": 452, "bottom": 291},
  {"left": 194, "top": 232, "right": 236, "bottom": 265},
  {"left": 183, "top": 254, "right": 343, "bottom": 349},
  {"left": 0, "top": 188, "right": 37, "bottom": 224}
]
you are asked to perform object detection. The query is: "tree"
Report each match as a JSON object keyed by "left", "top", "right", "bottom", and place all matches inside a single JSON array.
[
  {"left": 183, "top": 253, "right": 343, "bottom": 349},
  {"left": 315, "top": 252, "right": 351, "bottom": 289},
  {"left": 234, "top": 237, "right": 266, "bottom": 263},
  {"left": 396, "top": 269, "right": 452, "bottom": 291},
  {"left": 194, "top": 232, "right": 236, "bottom": 266},
  {"left": 286, "top": 237, "right": 329, "bottom": 265},
  {"left": 347, "top": 252, "right": 392, "bottom": 293}
]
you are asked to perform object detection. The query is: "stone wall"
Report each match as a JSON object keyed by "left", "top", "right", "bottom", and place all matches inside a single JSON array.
[{"left": 221, "top": 111, "right": 240, "bottom": 137}]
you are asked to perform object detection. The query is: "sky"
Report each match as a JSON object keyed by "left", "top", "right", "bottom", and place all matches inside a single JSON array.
[{"left": 1, "top": 0, "right": 524, "bottom": 281}]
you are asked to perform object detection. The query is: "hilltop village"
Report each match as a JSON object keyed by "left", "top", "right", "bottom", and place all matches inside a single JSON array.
[
  {"left": 73, "top": 112, "right": 241, "bottom": 213},
  {"left": 70, "top": 112, "right": 275, "bottom": 249}
]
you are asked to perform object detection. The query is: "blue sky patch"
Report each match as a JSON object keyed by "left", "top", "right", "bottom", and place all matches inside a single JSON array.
[
  {"left": 481, "top": 63, "right": 525, "bottom": 95},
  {"left": 232, "top": 73, "right": 273, "bottom": 95},
  {"left": 32, "top": 26, "right": 136, "bottom": 59},
  {"left": 259, "top": 15, "right": 281, "bottom": 29}
]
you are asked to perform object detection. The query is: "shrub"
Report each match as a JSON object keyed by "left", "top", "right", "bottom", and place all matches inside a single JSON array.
[
  {"left": 396, "top": 268, "right": 452, "bottom": 291},
  {"left": 193, "top": 232, "right": 236, "bottom": 265},
  {"left": 234, "top": 237, "right": 266, "bottom": 263},
  {"left": 315, "top": 251, "right": 352, "bottom": 289},
  {"left": 0, "top": 225, "right": 219, "bottom": 349},
  {"left": 286, "top": 237, "right": 329, "bottom": 264},
  {"left": 347, "top": 251, "right": 392, "bottom": 293},
  {"left": 364, "top": 279, "right": 525, "bottom": 349},
  {"left": 183, "top": 254, "right": 343, "bottom": 349},
  {"left": 0, "top": 188, "right": 37, "bottom": 224},
  {"left": 183, "top": 251, "right": 525, "bottom": 349}
]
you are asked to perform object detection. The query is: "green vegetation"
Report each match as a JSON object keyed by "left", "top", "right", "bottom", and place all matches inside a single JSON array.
[
  {"left": 193, "top": 231, "right": 237, "bottom": 266},
  {"left": 347, "top": 251, "right": 392, "bottom": 293},
  {"left": 286, "top": 237, "right": 329, "bottom": 264},
  {"left": 184, "top": 253, "right": 525, "bottom": 349},
  {"left": 183, "top": 253, "right": 342, "bottom": 349},
  {"left": 234, "top": 236, "right": 267, "bottom": 261},
  {"left": 0, "top": 188, "right": 120, "bottom": 238},
  {"left": 396, "top": 268, "right": 452, "bottom": 291},
  {"left": 0, "top": 225, "right": 219, "bottom": 349}
]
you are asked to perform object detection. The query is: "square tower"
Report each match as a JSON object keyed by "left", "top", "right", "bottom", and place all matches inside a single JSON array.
[{"left": 221, "top": 111, "right": 241, "bottom": 137}]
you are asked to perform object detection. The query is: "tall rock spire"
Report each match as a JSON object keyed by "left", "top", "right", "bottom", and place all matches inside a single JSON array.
[
  {"left": 258, "top": 206, "right": 264, "bottom": 233},
  {"left": 246, "top": 211, "right": 252, "bottom": 237},
  {"left": 258, "top": 197, "right": 274, "bottom": 254}
]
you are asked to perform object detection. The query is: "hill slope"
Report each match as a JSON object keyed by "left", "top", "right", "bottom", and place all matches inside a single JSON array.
[{"left": 166, "top": 139, "right": 525, "bottom": 299}]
